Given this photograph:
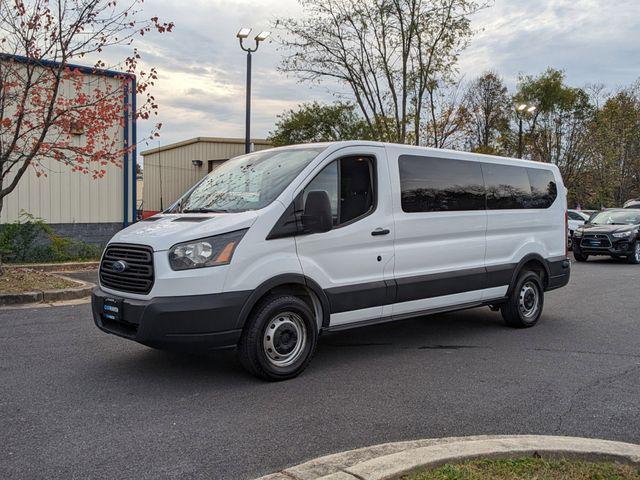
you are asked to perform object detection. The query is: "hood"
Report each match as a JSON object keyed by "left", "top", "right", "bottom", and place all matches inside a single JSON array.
[
  {"left": 580, "top": 223, "right": 639, "bottom": 234},
  {"left": 110, "top": 211, "right": 259, "bottom": 251}
]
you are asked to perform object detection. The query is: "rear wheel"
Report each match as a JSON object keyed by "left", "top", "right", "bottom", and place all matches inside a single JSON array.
[
  {"left": 573, "top": 250, "right": 588, "bottom": 262},
  {"left": 237, "top": 294, "right": 318, "bottom": 381},
  {"left": 501, "top": 271, "right": 544, "bottom": 328},
  {"left": 626, "top": 242, "right": 640, "bottom": 264}
]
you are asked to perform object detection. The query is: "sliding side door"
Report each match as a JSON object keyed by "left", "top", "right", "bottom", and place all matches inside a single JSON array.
[{"left": 389, "top": 152, "right": 488, "bottom": 316}]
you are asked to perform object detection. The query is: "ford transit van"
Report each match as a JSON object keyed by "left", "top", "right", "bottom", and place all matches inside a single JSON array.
[{"left": 92, "top": 141, "right": 570, "bottom": 380}]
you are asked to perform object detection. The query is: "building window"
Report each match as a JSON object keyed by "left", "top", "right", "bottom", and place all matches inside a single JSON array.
[{"left": 208, "top": 159, "right": 226, "bottom": 173}]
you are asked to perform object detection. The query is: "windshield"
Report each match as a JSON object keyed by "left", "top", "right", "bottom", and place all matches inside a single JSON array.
[
  {"left": 589, "top": 210, "right": 640, "bottom": 225},
  {"left": 171, "top": 147, "right": 325, "bottom": 213}
]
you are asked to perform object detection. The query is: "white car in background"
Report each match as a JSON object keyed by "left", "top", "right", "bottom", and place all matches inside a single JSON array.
[{"left": 568, "top": 209, "right": 590, "bottom": 249}]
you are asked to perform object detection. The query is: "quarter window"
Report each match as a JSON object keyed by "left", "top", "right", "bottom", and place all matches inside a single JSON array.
[
  {"left": 399, "top": 155, "right": 485, "bottom": 212},
  {"left": 525, "top": 168, "right": 557, "bottom": 209},
  {"left": 302, "top": 156, "right": 375, "bottom": 227}
]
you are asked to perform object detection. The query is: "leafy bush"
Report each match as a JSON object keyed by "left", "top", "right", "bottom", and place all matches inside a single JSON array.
[{"left": 0, "top": 211, "right": 102, "bottom": 264}]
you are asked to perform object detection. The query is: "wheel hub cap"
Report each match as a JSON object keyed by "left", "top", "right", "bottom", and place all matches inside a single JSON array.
[
  {"left": 263, "top": 312, "right": 307, "bottom": 368},
  {"left": 518, "top": 281, "right": 540, "bottom": 319}
]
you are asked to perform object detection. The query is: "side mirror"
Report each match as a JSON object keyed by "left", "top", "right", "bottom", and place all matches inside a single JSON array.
[{"left": 302, "top": 190, "right": 333, "bottom": 233}]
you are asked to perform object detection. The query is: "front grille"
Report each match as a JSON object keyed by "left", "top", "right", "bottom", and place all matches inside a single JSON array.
[
  {"left": 100, "top": 244, "right": 154, "bottom": 294},
  {"left": 581, "top": 233, "right": 612, "bottom": 249}
]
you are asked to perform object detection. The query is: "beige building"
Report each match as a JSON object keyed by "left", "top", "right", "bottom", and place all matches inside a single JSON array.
[
  {"left": 1, "top": 55, "right": 137, "bottom": 244},
  {"left": 140, "top": 137, "right": 270, "bottom": 214}
]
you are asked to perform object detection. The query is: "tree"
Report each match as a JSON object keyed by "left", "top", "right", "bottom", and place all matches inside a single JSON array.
[
  {"left": 421, "top": 78, "right": 469, "bottom": 149},
  {"left": 587, "top": 84, "right": 640, "bottom": 207},
  {"left": 278, "top": 0, "right": 486, "bottom": 144},
  {"left": 268, "top": 102, "right": 372, "bottom": 146},
  {"left": 514, "top": 69, "right": 593, "bottom": 205},
  {"left": 0, "top": 0, "right": 173, "bottom": 272},
  {"left": 463, "top": 71, "right": 510, "bottom": 154}
]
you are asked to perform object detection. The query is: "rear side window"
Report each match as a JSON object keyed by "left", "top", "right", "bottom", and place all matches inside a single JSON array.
[
  {"left": 399, "top": 156, "right": 485, "bottom": 212},
  {"left": 483, "top": 163, "right": 532, "bottom": 209},
  {"left": 525, "top": 168, "right": 557, "bottom": 209}
]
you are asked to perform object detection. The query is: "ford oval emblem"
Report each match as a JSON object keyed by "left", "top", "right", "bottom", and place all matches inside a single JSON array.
[{"left": 112, "top": 260, "right": 128, "bottom": 273}]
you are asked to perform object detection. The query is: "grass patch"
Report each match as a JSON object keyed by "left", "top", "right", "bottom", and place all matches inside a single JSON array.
[
  {"left": 0, "top": 268, "right": 79, "bottom": 294},
  {"left": 404, "top": 457, "right": 640, "bottom": 480}
]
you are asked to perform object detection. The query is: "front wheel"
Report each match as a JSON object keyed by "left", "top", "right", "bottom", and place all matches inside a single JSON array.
[
  {"left": 237, "top": 294, "right": 318, "bottom": 381},
  {"left": 626, "top": 242, "right": 640, "bottom": 264},
  {"left": 573, "top": 250, "right": 588, "bottom": 262},
  {"left": 501, "top": 271, "right": 544, "bottom": 328}
]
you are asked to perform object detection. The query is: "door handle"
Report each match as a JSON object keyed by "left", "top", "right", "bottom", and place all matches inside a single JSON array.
[{"left": 371, "top": 228, "right": 390, "bottom": 236}]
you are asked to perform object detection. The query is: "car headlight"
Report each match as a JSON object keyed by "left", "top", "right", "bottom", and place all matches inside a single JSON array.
[
  {"left": 573, "top": 230, "right": 583, "bottom": 237},
  {"left": 613, "top": 230, "right": 634, "bottom": 238},
  {"left": 168, "top": 229, "right": 248, "bottom": 271}
]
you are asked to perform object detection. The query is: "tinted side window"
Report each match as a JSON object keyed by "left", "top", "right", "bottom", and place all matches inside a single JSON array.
[
  {"left": 302, "top": 156, "right": 375, "bottom": 227},
  {"left": 303, "top": 161, "right": 339, "bottom": 225},
  {"left": 399, "top": 156, "right": 485, "bottom": 212},
  {"left": 483, "top": 163, "right": 531, "bottom": 209},
  {"left": 339, "top": 156, "right": 375, "bottom": 224},
  {"left": 525, "top": 168, "right": 557, "bottom": 209}
]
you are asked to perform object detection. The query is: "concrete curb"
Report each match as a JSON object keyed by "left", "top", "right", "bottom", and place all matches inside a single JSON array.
[
  {"left": 5, "top": 261, "right": 99, "bottom": 272},
  {"left": 0, "top": 274, "right": 94, "bottom": 306},
  {"left": 255, "top": 435, "right": 640, "bottom": 480}
]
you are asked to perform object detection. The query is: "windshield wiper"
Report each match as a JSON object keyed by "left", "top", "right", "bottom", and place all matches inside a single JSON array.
[{"left": 182, "top": 208, "right": 229, "bottom": 213}]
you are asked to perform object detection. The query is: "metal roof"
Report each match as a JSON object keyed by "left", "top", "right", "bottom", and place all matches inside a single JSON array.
[{"left": 140, "top": 137, "right": 271, "bottom": 156}]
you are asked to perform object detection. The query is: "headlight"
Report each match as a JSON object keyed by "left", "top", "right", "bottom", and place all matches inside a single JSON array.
[
  {"left": 573, "top": 230, "right": 583, "bottom": 237},
  {"left": 168, "top": 229, "right": 248, "bottom": 271},
  {"left": 613, "top": 230, "right": 634, "bottom": 238}
]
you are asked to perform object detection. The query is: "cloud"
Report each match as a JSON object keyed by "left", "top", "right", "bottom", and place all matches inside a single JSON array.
[
  {"left": 90, "top": 0, "right": 640, "bottom": 156},
  {"left": 459, "top": 0, "right": 640, "bottom": 88}
]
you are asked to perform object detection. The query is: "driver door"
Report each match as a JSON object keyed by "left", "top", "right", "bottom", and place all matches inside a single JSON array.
[{"left": 294, "top": 146, "right": 395, "bottom": 327}]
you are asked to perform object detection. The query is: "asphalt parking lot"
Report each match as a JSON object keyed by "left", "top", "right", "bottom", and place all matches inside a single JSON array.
[{"left": 1, "top": 258, "right": 639, "bottom": 480}]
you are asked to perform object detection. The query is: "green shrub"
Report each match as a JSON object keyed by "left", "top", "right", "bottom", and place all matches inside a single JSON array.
[{"left": 0, "top": 211, "right": 102, "bottom": 264}]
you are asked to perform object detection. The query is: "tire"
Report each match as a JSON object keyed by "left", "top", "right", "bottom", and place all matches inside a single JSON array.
[
  {"left": 626, "top": 241, "right": 640, "bottom": 264},
  {"left": 237, "top": 294, "right": 318, "bottom": 381},
  {"left": 501, "top": 271, "right": 544, "bottom": 328},
  {"left": 567, "top": 232, "right": 573, "bottom": 251},
  {"left": 573, "top": 250, "right": 588, "bottom": 262}
]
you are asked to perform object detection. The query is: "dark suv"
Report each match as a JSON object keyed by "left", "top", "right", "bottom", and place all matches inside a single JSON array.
[{"left": 573, "top": 209, "right": 640, "bottom": 264}]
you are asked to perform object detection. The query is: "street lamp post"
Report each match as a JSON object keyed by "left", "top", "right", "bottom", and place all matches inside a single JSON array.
[
  {"left": 237, "top": 28, "right": 271, "bottom": 154},
  {"left": 515, "top": 103, "right": 537, "bottom": 159}
]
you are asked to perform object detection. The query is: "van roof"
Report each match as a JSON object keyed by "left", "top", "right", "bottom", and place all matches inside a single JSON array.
[{"left": 273, "top": 140, "right": 559, "bottom": 170}]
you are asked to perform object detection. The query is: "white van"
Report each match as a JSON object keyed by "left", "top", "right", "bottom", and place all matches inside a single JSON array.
[{"left": 92, "top": 141, "right": 570, "bottom": 380}]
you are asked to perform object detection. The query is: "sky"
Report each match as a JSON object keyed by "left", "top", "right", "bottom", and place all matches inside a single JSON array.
[{"left": 112, "top": 0, "right": 640, "bottom": 157}]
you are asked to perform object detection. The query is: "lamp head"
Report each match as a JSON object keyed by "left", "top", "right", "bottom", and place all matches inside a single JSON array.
[
  {"left": 255, "top": 31, "right": 271, "bottom": 42},
  {"left": 236, "top": 28, "right": 251, "bottom": 39}
]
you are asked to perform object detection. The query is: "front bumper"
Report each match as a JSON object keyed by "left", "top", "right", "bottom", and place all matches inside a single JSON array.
[
  {"left": 91, "top": 287, "right": 250, "bottom": 351},
  {"left": 574, "top": 235, "right": 635, "bottom": 256}
]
